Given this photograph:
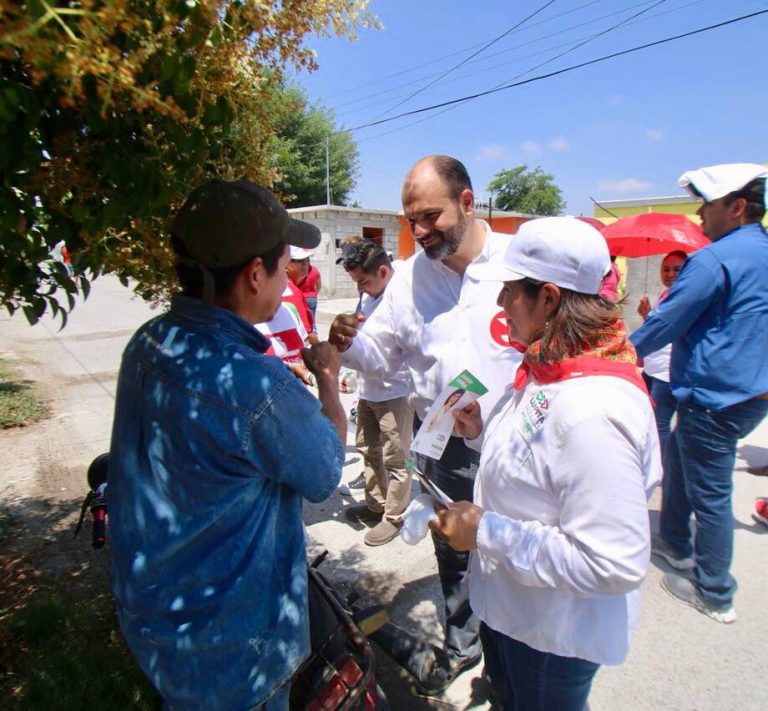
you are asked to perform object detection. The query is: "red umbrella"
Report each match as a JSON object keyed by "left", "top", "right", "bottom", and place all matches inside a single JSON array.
[
  {"left": 602, "top": 212, "right": 709, "bottom": 258},
  {"left": 575, "top": 216, "right": 606, "bottom": 232}
]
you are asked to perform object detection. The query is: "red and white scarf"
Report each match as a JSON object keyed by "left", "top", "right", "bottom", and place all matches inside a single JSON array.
[{"left": 512, "top": 320, "right": 648, "bottom": 394}]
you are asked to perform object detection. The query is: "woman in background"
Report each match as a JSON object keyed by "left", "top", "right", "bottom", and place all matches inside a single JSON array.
[{"left": 637, "top": 250, "right": 687, "bottom": 453}]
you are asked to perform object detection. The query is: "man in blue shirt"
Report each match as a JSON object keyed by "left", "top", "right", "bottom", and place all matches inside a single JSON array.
[
  {"left": 631, "top": 163, "right": 768, "bottom": 624},
  {"left": 108, "top": 180, "right": 346, "bottom": 709}
]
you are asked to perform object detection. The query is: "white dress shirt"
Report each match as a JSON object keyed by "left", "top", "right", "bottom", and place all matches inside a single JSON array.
[
  {"left": 357, "top": 290, "right": 410, "bottom": 402},
  {"left": 470, "top": 375, "right": 661, "bottom": 665},
  {"left": 342, "top": 222, "right": 523, "bottom": 419}
]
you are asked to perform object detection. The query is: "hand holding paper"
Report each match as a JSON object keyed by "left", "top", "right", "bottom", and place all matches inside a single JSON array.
[
  {"left": 451, "top": 400, "right": 483, "bottom": 440},
  {"left": 429, "top": 501, "right": 485, "bottom": 552}
]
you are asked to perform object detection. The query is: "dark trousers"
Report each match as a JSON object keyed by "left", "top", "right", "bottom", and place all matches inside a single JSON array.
[
  {"left": 484, "top": 625, "right": 599, "bottom": 711},
  {"left": 412, "top": 418, "right": 481, "bottom": 663}
]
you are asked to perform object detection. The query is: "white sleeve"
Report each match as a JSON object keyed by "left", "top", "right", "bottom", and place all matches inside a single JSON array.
[
  {"left": 475, "top": 413, "right": 651, "bottom": 596},
  {"left": 341, "top": 286, "right": 407, "bottom": 378}
]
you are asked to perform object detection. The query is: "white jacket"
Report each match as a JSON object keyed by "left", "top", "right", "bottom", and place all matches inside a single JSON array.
[{"left": 470, "top": 375, "right": 661, "bottom": 665}]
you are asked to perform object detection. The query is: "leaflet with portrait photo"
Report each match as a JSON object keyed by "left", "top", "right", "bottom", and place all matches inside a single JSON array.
[{"left": 410, "top": 369, "right": 488, "bottom": 460}]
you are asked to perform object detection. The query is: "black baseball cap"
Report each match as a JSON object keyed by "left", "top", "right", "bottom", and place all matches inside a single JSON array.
[{"left": 171, "top": 180, "right": 320, "bottom": 268}]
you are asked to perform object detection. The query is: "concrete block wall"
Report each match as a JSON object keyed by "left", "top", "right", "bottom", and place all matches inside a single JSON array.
[{"left": 288, "top": 207, "right": 402, "bottom": 298}]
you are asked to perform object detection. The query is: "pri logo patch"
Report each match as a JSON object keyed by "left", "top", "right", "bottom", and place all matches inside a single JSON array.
[{"left": 490, "top": 310, "right": 511, "bottom": 347}]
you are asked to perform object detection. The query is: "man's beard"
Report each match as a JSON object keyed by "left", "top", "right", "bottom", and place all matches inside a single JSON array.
[{"left": 420, "top": 211, "right": 468, "bottom": 260}]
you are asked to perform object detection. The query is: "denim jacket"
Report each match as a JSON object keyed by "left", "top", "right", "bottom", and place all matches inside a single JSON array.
[{"left": 108, "top": 295, "right": 343, "bottom": 710}]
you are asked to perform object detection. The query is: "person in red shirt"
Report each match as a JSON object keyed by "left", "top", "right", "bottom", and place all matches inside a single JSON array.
[{"left": 288, "top": 246, "right": 322, "bottom": 324}]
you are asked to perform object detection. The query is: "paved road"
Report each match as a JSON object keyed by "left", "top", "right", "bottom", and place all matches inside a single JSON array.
[{"left": 1, "top": 276, "right": 765, "bottom": 710}]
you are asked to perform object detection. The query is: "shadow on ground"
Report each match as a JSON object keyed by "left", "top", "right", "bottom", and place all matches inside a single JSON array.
[
  {"left": 737, "top": 442, "right": 768, "bottom": 469},
  {"left": 0, "top": 495, "right": 110, "bottom": 591}
]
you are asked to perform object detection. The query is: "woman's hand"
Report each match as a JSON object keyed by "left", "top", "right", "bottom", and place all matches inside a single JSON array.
[
  {"left": 637, "top": 296, "right": 651, "bottom": 320},
  {"left": 452, "top": 400, "right": 483, "bottom": 439},
  {"left": 429, "top": 501, "right": 485, "bottom": 552}
]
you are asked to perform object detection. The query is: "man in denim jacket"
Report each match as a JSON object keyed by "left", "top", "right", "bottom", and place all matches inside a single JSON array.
[{"left": 107, "top": 180, "right": 346, "bottom": 710}]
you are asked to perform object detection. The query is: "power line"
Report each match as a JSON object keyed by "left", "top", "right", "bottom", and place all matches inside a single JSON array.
[
  {"left": 320, "top": 0, "right": 608, "bottom": 102},
  {"left": 342, "top": 9, "right": 768, "bottom": 135},
  {"left": 330, "top": 0, "right": 661, "bottom": 115},
  {"left": 330, "top": 0, "right": 705, "bottom": 121},
  {"left": 372, "top": 0, "right": 559, "bottom": 120},
  {"left": 357, "top": 0, "right": 668, "bottom": 142},
  {"left": 484, "top": 0, "right": 666, "bottom": 92}
]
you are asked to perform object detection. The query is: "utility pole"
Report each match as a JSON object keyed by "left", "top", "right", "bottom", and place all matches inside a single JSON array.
[
  {"left": 325, "top": 135, "right": 331, "bottom": 205},
  {"left": 488, "top": 194, "right": 493, "bottom": 228}
]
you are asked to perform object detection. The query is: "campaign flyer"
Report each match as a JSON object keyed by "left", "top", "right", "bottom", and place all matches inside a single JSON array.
[{"left": 410, "top": 370, "right": 488, "bottom": 460}]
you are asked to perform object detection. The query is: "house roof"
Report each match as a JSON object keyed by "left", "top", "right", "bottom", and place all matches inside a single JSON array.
[{"left": 594, "top": 195, "right": 700, "bottom": 208}]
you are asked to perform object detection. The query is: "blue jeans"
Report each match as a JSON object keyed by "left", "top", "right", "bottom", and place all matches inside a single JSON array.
[
  {"left": 485, "top": 626, "right": 599, "bottom": 711},
  {"left": 412, "top": 420, "right": 481, "bottom": 663},
  {"left": 660, "top": 397, "right": 768, "bottom": 607},
  {"left": 647, "top": 375, "right": 676, "bottom": 452}
]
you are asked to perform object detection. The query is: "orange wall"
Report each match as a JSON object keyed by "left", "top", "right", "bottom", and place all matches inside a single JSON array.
[{"left": 397, "top": 215, "right": 532, "bottom": 258}]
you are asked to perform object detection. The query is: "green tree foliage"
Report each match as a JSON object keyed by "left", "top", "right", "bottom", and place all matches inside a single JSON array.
[
  {"left": 0, "top": 0, "right": 376, "bottom": 325},
  {"left": 271, "top": 86, "right": 358, "bottom": 207},
  {"left": 488, "top": 165, "right": 566, "bottom": 216}
]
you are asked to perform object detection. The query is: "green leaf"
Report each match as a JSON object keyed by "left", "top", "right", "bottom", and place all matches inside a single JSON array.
[{"left": 22, "top": 305, "right": 40, "bottom": 326}]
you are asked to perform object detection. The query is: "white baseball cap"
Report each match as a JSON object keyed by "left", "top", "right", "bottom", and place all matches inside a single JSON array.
[
  {"left": 467, "top": 216, "right": 610, "bottom": 295},
  {"left": 678, "top": 163, "right": 768, "bottom": 204},
  {"left": 290, "top": 246, "right": 315, "bottom": 260}
]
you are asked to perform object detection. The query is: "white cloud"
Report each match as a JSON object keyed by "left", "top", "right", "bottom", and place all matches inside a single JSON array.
[
  {"left": 521, "top": 140, "right": 541, "bottom": 155},
  {"left": 477, "top": 144, "right": 506, "bottom": 160},
  {"left": 645, "top": 128, "right": 666, "bottom": 141},
  {"left": 598, "top": 178, "right": 655, "bottom": 193},
  {"left": 606, "top": 95, "right": 623, "bottom": 106},
  {"left": 548, "top": 136, "right": 570, "bottom": 151}
]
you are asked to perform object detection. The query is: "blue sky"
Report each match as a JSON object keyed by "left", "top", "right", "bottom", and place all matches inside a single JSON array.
[{"left": 295, "top": 0, "right": 767, "bottom": 215}]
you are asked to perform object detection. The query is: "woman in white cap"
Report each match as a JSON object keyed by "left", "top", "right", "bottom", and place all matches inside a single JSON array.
[
  {"left": 288, "top": 245, "right": 322, "bottom": 325},
  {"left": 429, "top": 217, "right": 661, "bottom": 711}
]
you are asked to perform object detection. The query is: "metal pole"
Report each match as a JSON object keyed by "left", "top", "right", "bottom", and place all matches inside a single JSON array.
[
  {"left": 488, "top": 195, "right": 493, "bottom": 228},
  {"left": 325, "top": 135, "right": 331, "bottom": 205},
  {"left": 644, "top": 240, "right": 650, "bottom": 294}
]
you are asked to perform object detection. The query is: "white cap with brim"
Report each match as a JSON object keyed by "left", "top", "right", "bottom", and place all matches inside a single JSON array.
[
  {"left": 290, "top": 246, "right": 315, "bottom": 260},
  {"left": 678, "top": 163, "right": 768, "bottom": 204},
  {"left": 467, "top": 216, "right": 610, "bottom": 295}
]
